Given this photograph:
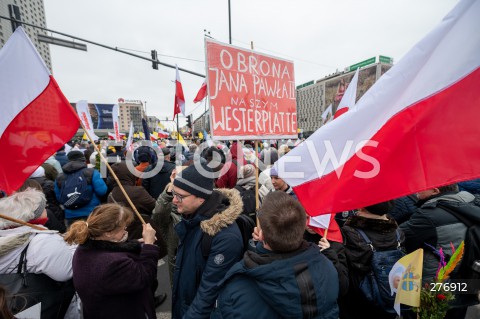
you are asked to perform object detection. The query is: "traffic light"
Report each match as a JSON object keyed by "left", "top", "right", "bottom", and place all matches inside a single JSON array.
[
  {"left": 186, "top": 115, "right": 192, "bottom": 128},
  {"left": 151, "top": 50, "right": 158, "bottom": 70}
]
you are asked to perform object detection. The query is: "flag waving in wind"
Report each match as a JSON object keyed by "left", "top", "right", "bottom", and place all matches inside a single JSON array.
[
  {"left": 173, "top": 65, "right": 185, "bottom": 119},
  {"left": 0, "top": 27, "right": 79, "bottom": 194},
  {"left": 193, "top": 80, "right": 207, "bottom": 103},
  {"left": 276, "top": 0, "right": 480, "bottom": 216},
  {"left": 76, "top": 100, "right": 99, "bottom": 141},
  {"left": 334, "top": 68, "right": 359, "bottom": 119}
]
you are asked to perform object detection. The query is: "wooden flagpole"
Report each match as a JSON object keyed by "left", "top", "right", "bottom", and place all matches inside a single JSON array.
[
  {"left": 80, "top": 122, "right": 146, "bottom": 224},
  {"left": 0, "top": 213, "right": 46, "bottom": 231}
]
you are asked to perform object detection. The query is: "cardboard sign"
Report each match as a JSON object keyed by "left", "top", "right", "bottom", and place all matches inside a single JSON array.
[{"left": 205, "top": 39, "right": 297, "bottom": 140}]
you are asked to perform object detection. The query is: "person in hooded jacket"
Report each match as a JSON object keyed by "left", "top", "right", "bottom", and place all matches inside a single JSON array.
[
  {"left": 400, "top": 184, "right": 480, "bottom": 318},
  {"left": 54, "top": 150, "right": 108, "bottom": 227},
  {"left": 211, "top": 191, "right": 339, "bottom": 319},
  {"left": 0, "top": 189, "right": 75, "bottom": 318},
  {"left": 143, "top": 147, "right": 176, "bottom": 200},
  {"left": 341, "top": 201, "right": 403, "bottom": 319},
  {"left": 215, "top": 141, "right": 245, "bottom": 189},
  {"left": 169, "top": 162, "right": 244, "bottom": 319}
]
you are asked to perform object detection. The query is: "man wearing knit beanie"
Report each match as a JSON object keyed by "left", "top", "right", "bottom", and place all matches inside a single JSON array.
[{"left": 168, "top": 162, "right": 244, "bottom": 318}]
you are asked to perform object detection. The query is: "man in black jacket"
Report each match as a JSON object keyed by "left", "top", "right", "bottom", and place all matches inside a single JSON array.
[
  {"left": 400, "top": 183, "right": 480, "bottom": 318},
  {"left": 143, "top": 148, "right": 175, "bottom": 200}
]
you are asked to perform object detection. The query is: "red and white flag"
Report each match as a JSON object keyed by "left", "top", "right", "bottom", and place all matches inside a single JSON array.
[
  {"left": 193, "top": 80, "right": 207, "bottom": 103},
  {"left": 334, "top": 68, "right": 359, "bottom": 119},
  {"left": 308, "top": 214, "right": 343, "bottom": 243},
  {"left": 321, "top": 104, "right": 333, "bottom": 125},
  {"left": 112, "top": 103, "right": 122, "bottom": 143},
  {"left": 173, "top": 65, "right": 185, "bottom": 119},
  {"left": 0, "top": 27, "right": 79, "bottom": 194},
  {"left": 76, "top": 100, "right": 99, "bottom": 141},
  {"left": 276, "top": 0, "right": 480, "bottom": 216}
]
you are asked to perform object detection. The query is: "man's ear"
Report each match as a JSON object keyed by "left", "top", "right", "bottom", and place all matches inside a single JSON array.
[
  {"left": 432, "top": 188, "right": 441, "bottom": 195},
  {"left": 258, "top": 228, "right": 265, "bottom": 242}
]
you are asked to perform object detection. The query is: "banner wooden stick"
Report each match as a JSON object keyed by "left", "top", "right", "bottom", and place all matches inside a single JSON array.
[
  {"left": 254, "top": 141, "right": 260, "bottom": 213},
  {"left": 323, "top": 228, "right": 329, "bottom": 240},
  {"left": 79, "top": 122, "right": 146, "bottom": 224},
  {"left": 0, "top": 213, "right": 45, "bottom": 231}
]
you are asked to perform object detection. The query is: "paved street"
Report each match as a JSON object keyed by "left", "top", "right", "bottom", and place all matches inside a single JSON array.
[{"left": 155, "top": 257, "right": 172, "bottom": 319}]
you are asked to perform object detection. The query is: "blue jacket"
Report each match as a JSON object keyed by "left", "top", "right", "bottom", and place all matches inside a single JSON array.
[
  {"left": 211, "top": 242, "right": 339, "bottom": 319},
  {"left": 54, "top": 161, "right": 107, "bottom": 219},
  {"left": 172, "top": 189, "right": 244, "bottom": 319}
]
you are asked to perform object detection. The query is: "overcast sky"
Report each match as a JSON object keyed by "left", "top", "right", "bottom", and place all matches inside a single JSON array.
[{"left": 43, "top": 0, "right": 458, "bottom": 127}]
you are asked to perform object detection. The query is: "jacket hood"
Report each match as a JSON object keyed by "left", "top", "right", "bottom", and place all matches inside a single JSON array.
[
  {"left": 424, "top": 191, "right": 475, "bottom": 206},
  {"left": 344, "top": 215, "right": 398, "bottom": 233},
  {"left": 222, "top": 243, "right": 323, "bottom": 317},
  {"left": 229, "top": 142, "right": 245, "bottom": 162},
  {"left": 200, "top": 188, "right": 243, "bottom": 236},
  {"left": 62, "top": 161, "right": 87, "bottom": 173},
  {"left": 159, "top": 160, "right": 175, "bottom": 173},
  {"left": 112, "top": 162, "right": 136, "bottom": 186}
]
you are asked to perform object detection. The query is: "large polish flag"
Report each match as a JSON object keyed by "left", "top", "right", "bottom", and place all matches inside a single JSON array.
[
  {"left": 333, "top": 68, "right": 359, "bottom": 119},
  {"left": 276, "top": 0, "right": 480, "bottom": 216},
  {"left": 0, "top": 27, "right": 79, "bottom": 194},
  {"left": 173, "top": 65, "right": 185, "bottom": 119}
]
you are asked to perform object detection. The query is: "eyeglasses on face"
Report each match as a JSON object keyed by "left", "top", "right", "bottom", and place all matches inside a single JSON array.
[{"left": 171, "top": 189, "right": 193, "bottom": 203}]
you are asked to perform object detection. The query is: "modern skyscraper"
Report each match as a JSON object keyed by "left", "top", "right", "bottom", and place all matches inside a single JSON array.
[{"left": 0, "top": 0, "right": 52, "bottom": 71}]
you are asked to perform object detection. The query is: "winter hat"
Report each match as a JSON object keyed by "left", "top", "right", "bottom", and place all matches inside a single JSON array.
[
  {"left": 30, "top": 166, "right": 45, "bottom": 178},
  {"left": 67, "top": 150, "right": 86, "bottom": 162},
  {"left": 240, "top": 164, "right": 255, "bottom": 179},
  {"left": 364, "top": 200, "right": 395, "bottom": 216},
  {"left": 270, "top": 166, "right": 278, "bottom": 177},
  {"left": 173, "top": 163, "right": 214, "bottom": 199},
  {"left": 0, "top": 189, "right": 46, "bottom": 229}
]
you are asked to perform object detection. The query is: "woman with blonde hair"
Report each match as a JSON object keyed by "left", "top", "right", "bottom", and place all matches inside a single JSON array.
[{"left": 64, "top": 203, "right": 160, "bottom": 319}]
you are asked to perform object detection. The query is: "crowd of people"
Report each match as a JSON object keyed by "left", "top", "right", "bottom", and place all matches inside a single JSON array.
[{"left": 0, "top": 137, "right": 479, "bottom": 319}]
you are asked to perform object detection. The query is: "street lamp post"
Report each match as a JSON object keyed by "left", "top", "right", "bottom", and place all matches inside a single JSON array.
[{"left": 228, "top": 0, "right": 232, "bottom": 44}]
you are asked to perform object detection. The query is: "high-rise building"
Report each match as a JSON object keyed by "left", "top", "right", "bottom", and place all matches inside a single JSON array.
[
  {"left": 296, "top": 57, "right": 393, "bottom": 137},
  {"left": 0, "top": 0, "right": 52, "bottom": 71},
  {"left": 117, "top": 99, "right": 145, "bottom": 132}
]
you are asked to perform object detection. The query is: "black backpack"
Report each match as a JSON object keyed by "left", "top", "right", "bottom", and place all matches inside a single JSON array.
[
  {"left": 201, "top": 214, "right": 256, "bottom": 259},
  {"left": 356, "top": 228, "right": 405, "bottom": 313},
  {"left": 234, "top": 185, "right": 257, "bottom": 218},
  {"left": 57, "top": 168, "right": 94, "bottom": 209}
]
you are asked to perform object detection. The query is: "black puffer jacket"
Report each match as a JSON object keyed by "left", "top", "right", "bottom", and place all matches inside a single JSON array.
[
  {"left": 400, "top": 191, "right": 478, "bottom": 283},
  {"left": 343, "top": 216, "right": 403, "bottom": 280},
  {"left": 341, "top": 216, "right": 403, "bottom": 319}
]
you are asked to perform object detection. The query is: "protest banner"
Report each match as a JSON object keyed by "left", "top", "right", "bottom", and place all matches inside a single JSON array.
[{"left": 205, "top": 39, "right": 297, "bottom": 140}]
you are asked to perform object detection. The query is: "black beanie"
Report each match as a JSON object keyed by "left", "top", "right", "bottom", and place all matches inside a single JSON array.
[
  {"left": 173, "top": 164, "right": 214, "bottom": 199},
  {"left": 364, "top": 200, "right": 395, "bottom": 216},
  {"left": 67, "top": 150, "right": 86, "bottom": 162}
]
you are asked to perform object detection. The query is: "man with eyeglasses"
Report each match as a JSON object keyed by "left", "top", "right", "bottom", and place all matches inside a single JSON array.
[{"left": 169, "top": 162, "right": 244, "bottom": 319}]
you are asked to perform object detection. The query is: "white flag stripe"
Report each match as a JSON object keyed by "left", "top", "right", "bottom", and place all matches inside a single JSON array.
[
  {"left": 280, "top": 0, "right": 480, "bottom": 187},
  {"left": 0, "top": 27, "right": 50, "bottom": 137}
]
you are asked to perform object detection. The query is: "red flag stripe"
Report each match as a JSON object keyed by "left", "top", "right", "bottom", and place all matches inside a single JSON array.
[
  {"left": 0, "top": 76, "right": 79, "bottom": 193},
  {"left": 293, "top": 66, "right": 480, "bottom": 215}
]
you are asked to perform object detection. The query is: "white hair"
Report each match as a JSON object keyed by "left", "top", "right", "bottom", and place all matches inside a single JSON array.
[{"left": 0, "top": 188, "right": 46, "bottom": 229}]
